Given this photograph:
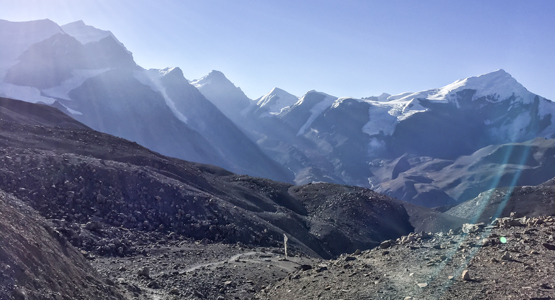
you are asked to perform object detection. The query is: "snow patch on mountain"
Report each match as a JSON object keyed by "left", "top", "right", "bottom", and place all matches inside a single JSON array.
[
  {"left": 58, "top": 102, "right": 83, "bottom": 115},
  {"left": 488, "top": 112, "right": 532, "bottom": 142},
  {"left": 329, "top": 96, "right": 426, "bottom": 137},
  {"left": 297, "top": 91, "right": 338, "bottom": 136},
  {"left": 134, "top": 68, "right": 188, "bottom": 124},
  {"left": 43, "top": 68, "right": 109, "bottom": 100},
  {"left": 190, "top": 73, "right": 213, "bottom": 89},
  {"left": 0, "top": 82, "right": 56, "bottom": 104},
  {"left": 256, "top": 87, "right": 298, "bottom": 117},
  {"left": 538, "top": 97, "right": 555, "bottom": 120},
  {"left": 362, "top": 102, "right": 400, "bottom": 136}
]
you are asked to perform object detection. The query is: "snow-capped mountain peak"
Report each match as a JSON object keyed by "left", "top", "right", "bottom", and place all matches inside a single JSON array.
[
  {"left": 388, "top": 69, "right": 534, "bottom": 105},
  {"left": 62, "top": 20, "right": 112, "bottom": 44},
  {"left": 255, "top": 87, "right": 298, "bottom": 116},
  {"left": 61, "top": 20, "right": 130, "bottom": 55},
  {"left": 190, "top": 70, "right": 251, "bottom": 122},
  {"left": 362, "top": 93, "right": 391, "bottom": 102},
  {"left": 190, "top": 70, "right": 228, "bottom": 89},
  {"left": 430, "top": 69, "right": 533, "bottom": 104}
]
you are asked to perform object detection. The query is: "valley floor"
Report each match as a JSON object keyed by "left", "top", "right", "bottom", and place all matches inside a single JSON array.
[
  {"left": 91, "top": 240, "right": 316, "bottom": 300},
  {"left": 91, "top": 215, "right": 555, "bottom": 300}
]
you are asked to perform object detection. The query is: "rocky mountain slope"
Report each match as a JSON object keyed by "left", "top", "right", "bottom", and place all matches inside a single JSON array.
[
  {"left": 373, "top": 137, "right": 555, "bottom": 207},
  {"left": 446, "top": 176, "right": 555, "bottom": 223},
  {"left": 0, "top": 190, "right": 126, "bottom": 300}
]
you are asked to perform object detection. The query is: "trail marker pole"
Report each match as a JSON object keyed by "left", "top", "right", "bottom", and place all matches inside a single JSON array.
[{"left": 284, "top": 234, "right": 288, "bottom": 259}]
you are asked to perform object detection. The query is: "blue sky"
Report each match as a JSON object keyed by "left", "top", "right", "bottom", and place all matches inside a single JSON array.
[{"left": 1, "top": 0, "right": 555, "bottom": 100}]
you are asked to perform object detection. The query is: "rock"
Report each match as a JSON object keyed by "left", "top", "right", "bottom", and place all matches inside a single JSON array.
[
  {"left": 147, "top": 280, "right": 160, "bottom": 289},
  {"left": 542, "top": 243, "right": 555, "bottom": 251},
  {"left": 496, "top": 217, "right": 524, "bottom": 228},
  {"left": 461, "top": 269, "right": 471, "bottom": 281},
  {"left": 315, "top": 265, "right": 328, "bottom": 273},
  {"left": 299, "top": 264, "right": 312, "bottom": 271},
  {"left": 401, "top": 234, "right": 417, "bottom": 244},
  {"left": 353, "top": 249, "right": 361, "bottom": 256},
  {"left": 540, "top": 283, "right": 553, "bottom": 289},
  {"left": 501, "top": 251, "right": 512, "bottom": 261},
  {"left": 380, "top": 240, "right": 392, "bottom": 249},
  {"left": 462, "top": 223, "right": 485, "bottom": 233},
  {"left": 137, "top": 267, "right": 150, "bottom": 278},
  {"left": 194, "top": 291, "right": 205, "bottom": 298},
  {"left": 417, "top": 283, "right": 428, "bottom": 288},
  {"left": 344, "top": 256, "right": 356, "bottom": 262},
  {"left": 84, "top": 221, "right": 102, "bottom": 231},
  {"left": 169, "top": 288, "right": 180, "bottom": 295},
  {"left": 420, "top": 231, "right": 432, "bottom": 239}
]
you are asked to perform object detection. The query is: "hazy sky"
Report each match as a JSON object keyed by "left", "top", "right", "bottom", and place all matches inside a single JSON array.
[{"left": 1, "top": 0, "right": 554, "bottom": 100}]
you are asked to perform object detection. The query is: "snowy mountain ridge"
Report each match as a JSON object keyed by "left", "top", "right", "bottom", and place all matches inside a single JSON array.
[
  {"left": 310, "top": 69, "right": 554, "bottom": 140},
  {"left": 387, "top": 69, "right": 535, "bottom": 104}
]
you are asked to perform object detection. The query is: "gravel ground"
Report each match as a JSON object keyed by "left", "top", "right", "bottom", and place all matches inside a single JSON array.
[
  {"left": 260, "top": 215, "right": 555, "bottom": 299},
  {"left": 91, "top": 241, "right": 316, "bottom": 300}
]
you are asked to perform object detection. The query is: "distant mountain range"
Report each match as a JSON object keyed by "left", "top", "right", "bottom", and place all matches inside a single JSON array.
[
  {"left": 0, "top": 19, "right": 292, "bottom": 184},
  {"left": 2, "top": 19, "right": 555, "bottom": 207}
]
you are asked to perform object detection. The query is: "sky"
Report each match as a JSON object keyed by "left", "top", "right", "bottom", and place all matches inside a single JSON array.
[{"left": 1, "top": 0, "right": 554, "bottom": 100}]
